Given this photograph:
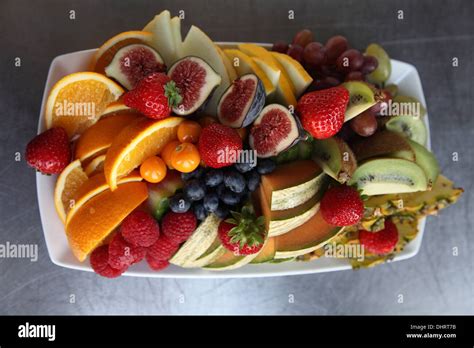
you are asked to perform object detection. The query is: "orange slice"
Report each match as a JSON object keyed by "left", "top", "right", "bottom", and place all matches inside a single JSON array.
[
  {"left": 54, "top": 160, "right": 88, "bottom": 223},
  {"left": 66, "top": 181, "right": 148, "bottom": 262},
  {"left": 65, "top": 170, "right": 142, "bottom": 226},
  {"left": 74, "top": 112, "right": 140, "bottom": 162},
  {"left": 223, "top": 49, "right": 275, "bottom": 95},
  {"left": 45, "top": 72, "right": 124, "bottom": 139},
  {"left": 84, "top": 154, "right": 106, "bottom": 176},
  {"left": 90, "top": 31, "right": 153, "bottom": 73},
  {"left": 104, "top": 117, "right": 183, "bottom": 191},
  {"left": 101, "top": 99, "right": 131, "bottom": 116}
]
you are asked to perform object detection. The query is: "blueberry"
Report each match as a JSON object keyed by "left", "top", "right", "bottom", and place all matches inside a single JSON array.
[
  {"left": 181, "top": 167, "right": 205, "bottom": 181},
  {"left": 203, "top": 192, "right": 219, "bottom": 212},
  {"left": 224, "top": 171, "right": 246, "bottom": 193},
  {"left": 169, "top": 193, "right": 192, "bottom": 213},
  {"left": 184, "top": 179, "right": 206, "bottom": 201},
  {"left": 214, "top": 204, "right": 230, "bottom": 219},
  {"left": 246, "top": 170, "right": 261, "bottom": 192},
  {"left": 220, "top": 189, "right": 242, "bottom": 206},
  {"left": 204, "top": 169, "right": 223, "bottom": 187},
  {"left": 234, "top": 161, "right": 256, "bottom": 173},
  {"left": 216, "top": 183, "right": 226, "bottom": 196},
  {"left": 194, "top": 202, "right": 208, "bottom": 220},
  {"left": 257, "top": 158, "right": 276, "bottom": 174}
]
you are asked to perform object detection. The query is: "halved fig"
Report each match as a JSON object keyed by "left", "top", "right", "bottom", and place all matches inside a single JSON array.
[
  {"left": 105, "top": 44, "right": 166, "bottom": 90},
  {"left": 217, "top": 73, "right": 265, "bottom": 128},
  {"left": 167, "top": 56, "right": 222, "bottom": 115},
  {"left": 249, "top": 104, "right": 300, "bottom": 158}
]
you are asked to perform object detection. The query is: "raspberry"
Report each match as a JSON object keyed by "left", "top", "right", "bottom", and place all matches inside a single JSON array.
[
  {"left": 320, "top": 185, "right": 364, "bottom": 226},
  {"left": 161, "top": 211, "right": 197, "bottom": 243},
  {"left": 120, "top": 210, "right": 160, "bottom": 247},
  {"left": 90, "top": 245, "right": 127, "bottom": 278},
  {"left": 147, "top": 235, "right": 180, "bottom": 261},
  {"left": 359, "top": 220, "right": 399, "bottom": 254},
  {"left": 146, "top": 254, "right": 170, "bottom": 271},
  {"left": 108, "top": 233, "right": 146, "bottom": 269}
]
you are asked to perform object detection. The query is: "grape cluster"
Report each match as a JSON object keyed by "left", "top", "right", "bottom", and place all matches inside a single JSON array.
[
  {"left": 169, "top": 159, "right": 276, "bottom": 220},
  {"left": 272, "top": 29, "right": 378, "bottom": 91}
]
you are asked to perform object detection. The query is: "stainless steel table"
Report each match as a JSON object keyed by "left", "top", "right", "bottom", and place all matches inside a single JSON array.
[{"left": 0, "top": 0, "right": 472, "bottom": 315}]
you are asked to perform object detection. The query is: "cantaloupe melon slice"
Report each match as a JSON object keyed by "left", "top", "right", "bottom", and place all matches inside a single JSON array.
[
  {"left": 251, "top": 237, "right": 276, "bottom": 263},
  {"left": 271, "top": 52, "right": 313, "bottom": 98},
  {"left": 170, "top": 16, "right": 183, "bottom": 61},
  {"left": 181, "top": 25, "right": 231, "bottom": 116},
  {"left": 223, "top": 49, "right": 275, "bottom": 96},
  {"left": 274, "top": 210, "right": 344, "bottom": 259},
  {"left": 261, "top": 160, "right": 326, "bottom": 211},
  {"left": 144, "top": 10, "right": 177, "bottom": 66}
]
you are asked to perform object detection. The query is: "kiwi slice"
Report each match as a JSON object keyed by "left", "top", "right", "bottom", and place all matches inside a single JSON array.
[
  {"left": 385, "top": 115, "right": 427, "bottom": 145},
  {"left": 312, "top": 137, "right": 357, "bottom": 183},
  {"left": 342, "top": 81, "right": 376, "bottom": 121},
  {"left": 365, "top": 43, "right": 391, "bottom": 85},
  {"left": 405, "top": 139, "right": 439, "bottom": 189},
  {"left": 385, "top": 84, "right": 398, "bottom": 97},
  {"left": 351, "top": 130, "right": 415, "bottom": 162},
  {"left": 349, "top": 158, "right": 428, "bottom": 196},
  {"left": 392, "top": 95, "right": 426, "bottom": 118}
]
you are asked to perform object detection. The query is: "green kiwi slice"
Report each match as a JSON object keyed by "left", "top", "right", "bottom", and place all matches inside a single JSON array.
[
  {"left": 349, "top": 158, "right": 428, "bottom": 196},
  {"left": 342, "top": 81, "right": 376, "bottom": 121},
  {"left": 312, "top": 137, "right": 357, "bottom": 183},
  {"left": 385, "top": 115, "right": 427, "bottom": 145}
]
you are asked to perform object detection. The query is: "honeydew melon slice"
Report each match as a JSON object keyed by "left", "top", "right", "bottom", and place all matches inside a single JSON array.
[
  {"left": 181, "top": 25, "right": 231, "bottom": 116},
  {"left": 183, "top": 236, "right": 226, "bottom": 268},
  {"left": 223, "top": 49, "right": 275, "bottom": 96},
  {"left": 144, "top": 10, "right": 177, "bottom": 66},
  {"left": 170, "top": 16, "right": 183, "bottom": 61},
  {"left": 274, "top": 210, "right": 344, "bottom": 259},
  {"left": 270, "top": 52, "right": 313, "bottom": 98},
  {"left": 169, "top": 214, "right": 221, "bottom": 267}
]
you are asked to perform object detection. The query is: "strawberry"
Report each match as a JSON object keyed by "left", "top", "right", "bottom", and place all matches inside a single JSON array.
[
  {"left": 147, "top": 235, "right": 180, "bottom": 261},
  {"left": 198, "top": 123, "right": 243, "bottom": 168},
  {"left": 25, "top": 127, "right": 71, "bottom": 174},
  {"left": 123, "top": 72, "right": 182, "bottom": 120},
  {"left": 296, "top": 86, "right": 349, "bottom": 139},
  {"left": 320, "top": 185, "right": 364, "bottom": 226},
  {"left": 218, "top": 205, "right": 266, "bottom": 255},
  {"left": 359, "top": 219, "right": 399, "bottom": 254},
  {"left": 161, "top": 211, "right": 197, "bottom": 244}
]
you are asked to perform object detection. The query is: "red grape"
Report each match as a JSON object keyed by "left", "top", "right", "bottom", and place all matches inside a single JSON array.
[
  {"left": 336, "top": 49, "right": 364, "bottom": 73},
  {"left": 272, "top": 41, "right": 289, "bottom": 53},
  {"left": 349, "top": 110, "right": 378, "bottom": 137},
  {"left": 303, "top": 42, "right": 326, "bottom": 67},
  {"left": 287, "top": 44, "right": 304, "bottom": 62},
  {"left": 292, "top": 29, "right": 314, "bottom": 48},
  {"left": 345, "top": 71, "right": 364, "bottom": 81},
  {"left": 325, "top": 35, "right": 349, "bottom": 63},
  {"left": 361, "top": 55, "right": 379, "bottom": 74},
  {"left": 322, "top": 76, "right": 340, "bottom": 87}
]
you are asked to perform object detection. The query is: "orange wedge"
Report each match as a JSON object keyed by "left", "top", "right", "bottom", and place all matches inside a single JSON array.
[
  {"left": 223, "top": 49, "right": 275, "bottom": 95},
  {"left": 84, "top": 154, "right": 106, "bottom": 176},
  {"left": 54, "top": 160, "right": 88, "bottom": 223},
  {"left": 74, "top": 112, "right": 140, "bottom": 162},
  {"left": 101, "top": 99, "right": 131, "bottom": 116},
  {"left": 90, "top": 31, "right": 153, "bottom": 73},
  {"left": 65, "top": 170, "right": 142, "bottom": 226},
  {"left": 271, "top": 52, "right": 313, "bottom": 98},
  {"left": 66, "top": 181, "right": 148, "bottom": 262},
  {"left": 104, "top": 117, "right": 183, "bottom": 190},
  {"left": 45, "top": 72, "right": 124, "bottom": 139}
]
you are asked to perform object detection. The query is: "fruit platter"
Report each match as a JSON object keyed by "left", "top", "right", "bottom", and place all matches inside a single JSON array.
[{"left": 29, "top": 11, "right": 463, "bottom": 278}]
